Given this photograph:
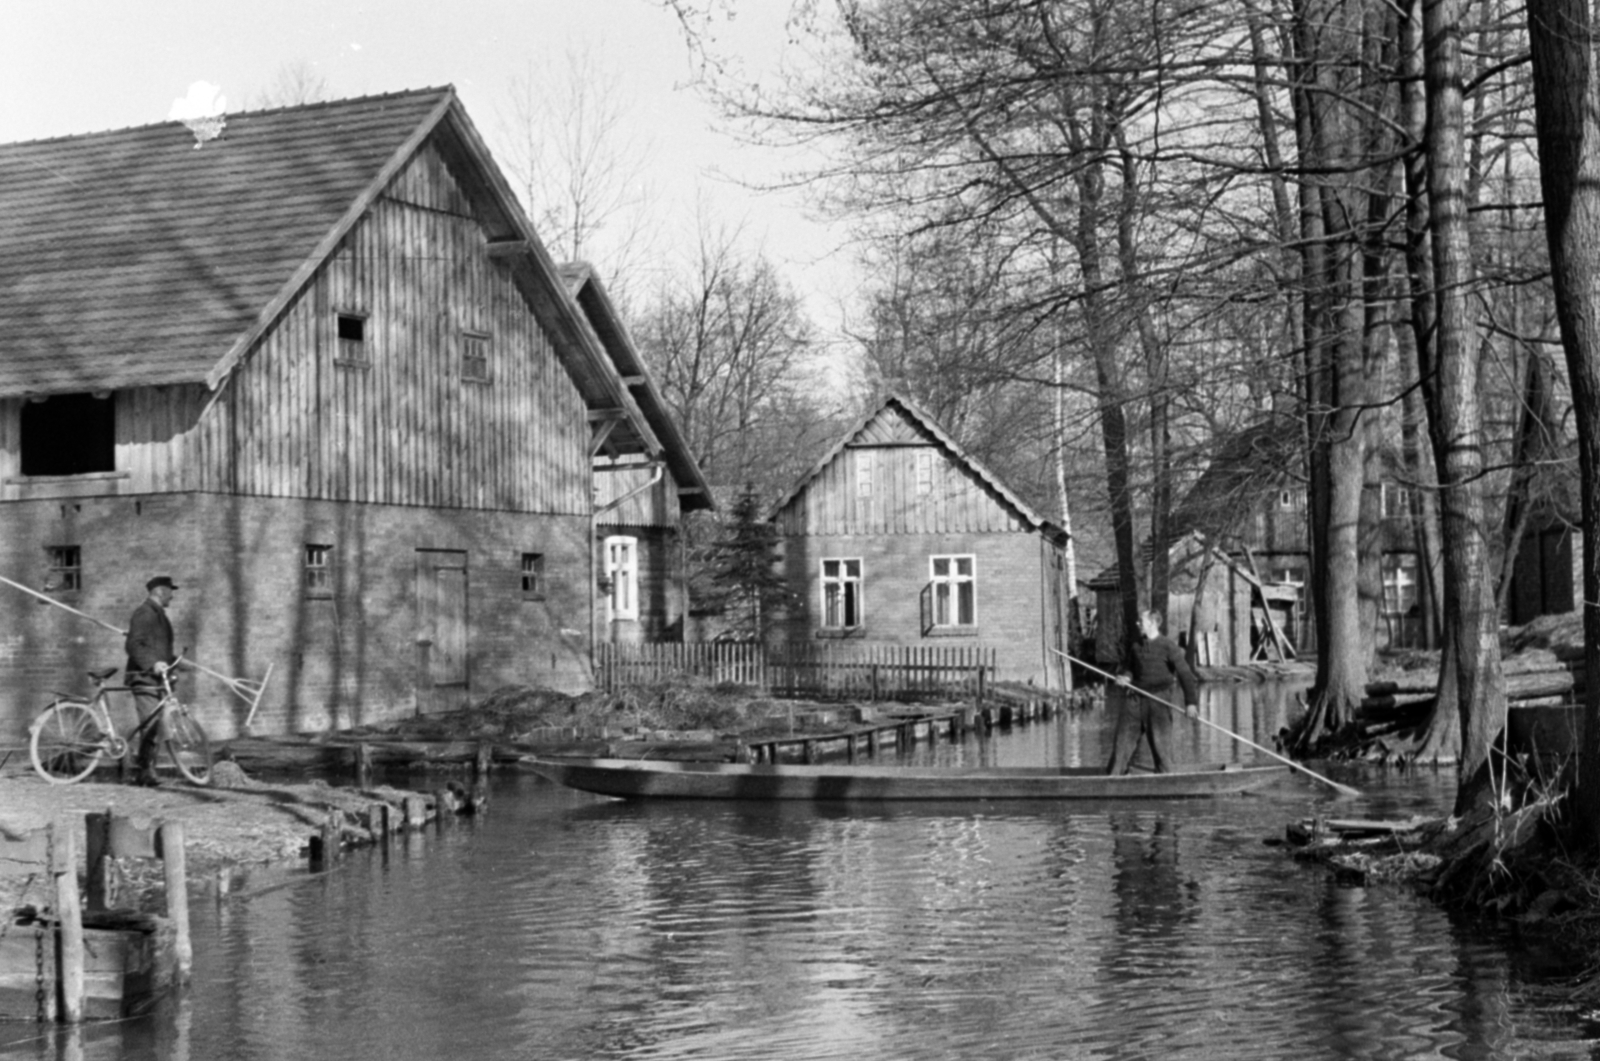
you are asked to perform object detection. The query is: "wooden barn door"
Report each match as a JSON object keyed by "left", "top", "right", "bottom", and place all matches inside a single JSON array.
[{"left": 416, "top": 550, "right": 470, "bottom": 714}]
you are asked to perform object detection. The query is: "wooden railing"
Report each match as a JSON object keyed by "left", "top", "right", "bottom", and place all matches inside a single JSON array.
[{"left": 595, "top": 642, "right": 995, "bottom": 701}]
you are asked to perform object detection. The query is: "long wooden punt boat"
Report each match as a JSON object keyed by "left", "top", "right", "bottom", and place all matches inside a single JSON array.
[{"left": 526, "top": 757, "right": 1289, "bottom": 801}]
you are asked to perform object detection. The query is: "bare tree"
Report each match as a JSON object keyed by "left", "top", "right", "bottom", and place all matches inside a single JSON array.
[
  {"left": 634, "top": 210, "right": 831, "bottom": 493},
  {"left": 248, "top": 60, "right": 331, "bottom": 110},
  {"left": 496, "top": 45, "right": 661, "bottom": 309}
]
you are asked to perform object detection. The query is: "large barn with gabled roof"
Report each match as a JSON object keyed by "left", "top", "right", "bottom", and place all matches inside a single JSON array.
[{"left": 0, "top": 87, "right": 707, "bottom": 745}]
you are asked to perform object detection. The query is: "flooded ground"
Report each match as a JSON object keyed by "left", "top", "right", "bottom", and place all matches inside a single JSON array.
[{"left": 4, "top": 682, "right": 1598, "bottom": 1060}]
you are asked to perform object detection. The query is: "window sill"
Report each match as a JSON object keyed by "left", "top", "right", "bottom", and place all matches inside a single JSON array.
[
  {"left": 924, "top": 626, "right": 981, "bottom": 639},
  {"left": 5, "top": 471, "right": 130, "bottom": 499},
  {"left": 814, "top": 627, "right": 865, "bottom": 639}
]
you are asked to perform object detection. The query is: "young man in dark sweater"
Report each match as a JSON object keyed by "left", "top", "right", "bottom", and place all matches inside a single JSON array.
[{"left": 1106, "top": 610, "right": 1200, "bottom": 775}]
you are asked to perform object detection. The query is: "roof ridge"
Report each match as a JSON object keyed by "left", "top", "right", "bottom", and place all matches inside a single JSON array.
[{"left": 0, "top": 85, "right": 455, "bottom": 149}]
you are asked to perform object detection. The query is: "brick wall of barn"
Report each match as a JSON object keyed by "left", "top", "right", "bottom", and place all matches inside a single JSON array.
[{"left": 0, "top": 492, "right": 596, "bottom": 747}]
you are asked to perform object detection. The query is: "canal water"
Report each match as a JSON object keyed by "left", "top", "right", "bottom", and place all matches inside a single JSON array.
[{"left": 5, "top": 682, "right": 1600, "bottom": 1060}]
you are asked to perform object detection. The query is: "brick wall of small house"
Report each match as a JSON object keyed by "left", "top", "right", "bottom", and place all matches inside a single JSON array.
[
  {"left": 779, "top": 530, "right": 1052, "bottom": 684},
  {"left": 0, "top": 493, "right": 596, "bottom": 749}
]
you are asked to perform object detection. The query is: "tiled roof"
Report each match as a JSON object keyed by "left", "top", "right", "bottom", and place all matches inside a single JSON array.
[{"left": 0, "top": 88, "right": 453, "bottom": 396}]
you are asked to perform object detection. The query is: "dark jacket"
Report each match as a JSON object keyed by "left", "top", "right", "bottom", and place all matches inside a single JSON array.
[
  {"left": 1127, "top": 636, "right": 1199, "bottom": 705},
  {"left": 125, "top": 598, "right": 174, "bottom": 682}
]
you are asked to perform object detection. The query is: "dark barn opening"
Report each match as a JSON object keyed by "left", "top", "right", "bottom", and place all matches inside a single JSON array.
[{"left": 21, "top": 393, "right": 115, "bottom": 476}]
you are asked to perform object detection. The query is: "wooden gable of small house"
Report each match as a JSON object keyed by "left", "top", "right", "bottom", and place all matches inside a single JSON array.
[{"left": 770, "top": 395, "right": 1071, "bottom": 688}]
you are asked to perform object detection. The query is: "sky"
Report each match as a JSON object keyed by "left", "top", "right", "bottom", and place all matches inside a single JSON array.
[{"left": 2, "top": 0, "right": 863, "bottom": 357}]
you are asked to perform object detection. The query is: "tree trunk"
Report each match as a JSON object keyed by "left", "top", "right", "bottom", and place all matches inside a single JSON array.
[
  {"left": 1527, "top": 0, "right": 1600, "bottom": 845},
  {"left": 1289, "top": 0, "right": 1378, "bottom": 750},
  {"left": 1424, "top": 0, "right": 1507, "bottom": 813}
]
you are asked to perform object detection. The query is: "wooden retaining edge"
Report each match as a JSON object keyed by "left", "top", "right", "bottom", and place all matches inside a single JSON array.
[
  {"left": 306, "top": 782, "right": 486, "bottom": 867},
  {"left": 743, "top": 697, "right": 1064, "bottom": 765}
]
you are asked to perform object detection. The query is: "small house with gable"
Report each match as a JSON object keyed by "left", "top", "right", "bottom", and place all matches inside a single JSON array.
[
  {"left": 0, "top": 87, "right": 704, "bottom": 746},
  {"left": 769, "top": 394, "right": 1072, "bottom": 688}
]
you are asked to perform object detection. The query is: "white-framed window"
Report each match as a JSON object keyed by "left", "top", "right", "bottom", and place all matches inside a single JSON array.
[
  {"left": 1271, "top": 564, "right": 1306, "bottom": 589},
  {"left": 916, "top": 449, "right": 935, "bottom": 496},
  {"left": 930, "top": 554, "right": 976, "bottom": 627},
  {"left": 1381, "top": 480, "right": 1411, "bottom": 520},
  {"left": 856, "top": 452, "right": 873, "bottom": 497},
  {"left": 821, "top": 558, "right": 862, "bottom": 629},
  {"left": 605, "top": 536, "right": 639, "bottom": 620},
  {"left": 1278, "top": 488, "right": 1305, "bottom": 511},
  {"left": 1382, "top": 553, "right": 1418, "bottom": 615}
]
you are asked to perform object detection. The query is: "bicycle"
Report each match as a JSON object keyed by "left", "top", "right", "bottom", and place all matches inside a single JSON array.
[{"left": 29, "top": 656, "right": 213, "bottom": 786}]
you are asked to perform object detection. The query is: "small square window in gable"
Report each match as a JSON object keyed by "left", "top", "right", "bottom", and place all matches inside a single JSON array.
[
  {"left": 335, "top": 312, "right": 369, "bottom": 367},
  {"left": 462, "top": 332, "right": 491, "bottom": 383}
]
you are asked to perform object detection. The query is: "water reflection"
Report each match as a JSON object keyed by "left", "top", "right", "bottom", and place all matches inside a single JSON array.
[{"left": 3, "top": 687, "right": 1598, "bottom": 1061}]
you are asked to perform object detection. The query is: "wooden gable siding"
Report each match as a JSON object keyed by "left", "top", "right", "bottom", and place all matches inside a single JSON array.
[
  {"left": 0, "top": 385, "right": 217, "bottom": 498},
  {"left": 201, "top": 140, "right": 590, "bottom": 513},
  {"left": 774, "top": 406, "right": 1025, "bottom": 537}
]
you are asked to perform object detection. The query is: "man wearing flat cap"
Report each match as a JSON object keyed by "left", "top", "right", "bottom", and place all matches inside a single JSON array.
[{"left": 125, "top": 576, "right": 179, "bottom": 785}]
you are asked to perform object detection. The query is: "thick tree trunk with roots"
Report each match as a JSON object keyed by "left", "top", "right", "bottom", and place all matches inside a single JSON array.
[
  {"left": 1527, "top": 0, "right": 1600, "bottom": 845},
  {"left": 1424, "top": 0, "right": 1507, "bottom": 813},
  {"left": 1289, "top": 0, "right": 1382, "bottom": 751}
]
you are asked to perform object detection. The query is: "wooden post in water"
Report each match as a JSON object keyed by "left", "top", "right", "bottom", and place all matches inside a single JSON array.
[
  {"left": 158, "top": 821, "right": 191, "bottom": 981},
  {"left": 51, "top": 821, "right": 84, "bottom": 1024},
  {"left": 355, "top": 743, "right": 374, "bottom": 789},
  {"left": 434, "top": 789, "right": 454, "bottom": 828},
  {"left": 404, "top": 796, "right": 427, "bottom": 831},
  {"left": 474, "top": 742, "right": 493, "bottom": 778},
  {"left": 85, "top": 809, "right": 114, "bottom": 912},
  {"left": 371, "top": 803, "right": 390, "bottom": 843}
]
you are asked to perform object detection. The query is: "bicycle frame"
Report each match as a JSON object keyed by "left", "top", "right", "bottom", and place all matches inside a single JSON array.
[{"left": 31, "top": 656, "right": 211, "bottom": 785}]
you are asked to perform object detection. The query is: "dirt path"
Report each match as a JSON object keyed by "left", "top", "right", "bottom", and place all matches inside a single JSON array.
[{"left": 0, "top": 763, "right": 417, "bottom": 884}]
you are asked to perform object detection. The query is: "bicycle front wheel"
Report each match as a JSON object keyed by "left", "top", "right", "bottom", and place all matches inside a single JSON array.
[
  {"left": 163, "top": 705, "right": 213, "bottom": 785},
  {"left": 30, "top": 700, "right": 106, "bottom": 784}
]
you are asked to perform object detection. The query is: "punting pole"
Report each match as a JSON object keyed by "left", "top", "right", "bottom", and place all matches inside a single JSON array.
[
  {"left": 1051, "top": 647, "right": 1361, "bottom": 798},
  {"left": 0, "top": 573, "right": 274, "bottom": 720}
]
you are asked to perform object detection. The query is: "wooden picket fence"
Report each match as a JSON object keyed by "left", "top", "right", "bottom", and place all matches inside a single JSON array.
[{"left": 595, "top": 642, "right": 995, "bottom": 702}]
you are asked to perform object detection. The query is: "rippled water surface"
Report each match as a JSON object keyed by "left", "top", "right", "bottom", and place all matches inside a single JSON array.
[{"left": 5, "top": 685, "right": 1599, "bottom": 1060}]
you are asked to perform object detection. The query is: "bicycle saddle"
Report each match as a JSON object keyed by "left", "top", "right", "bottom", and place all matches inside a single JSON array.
[{"left": 88, "top": 666, "right": 120, "bottom": 682}]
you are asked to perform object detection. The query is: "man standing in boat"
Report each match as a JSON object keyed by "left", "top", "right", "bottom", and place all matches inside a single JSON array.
[{"left": 1106, "top": 610, "right": 1199, "bottom": 775}]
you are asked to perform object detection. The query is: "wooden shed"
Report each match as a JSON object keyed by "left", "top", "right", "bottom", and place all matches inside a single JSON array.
[
  {"left": 768, "top": 394, "right": 1072, "bottom": 689},
  {"left": 0, "top": 87, "right": 695, "bottom": 744}
]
